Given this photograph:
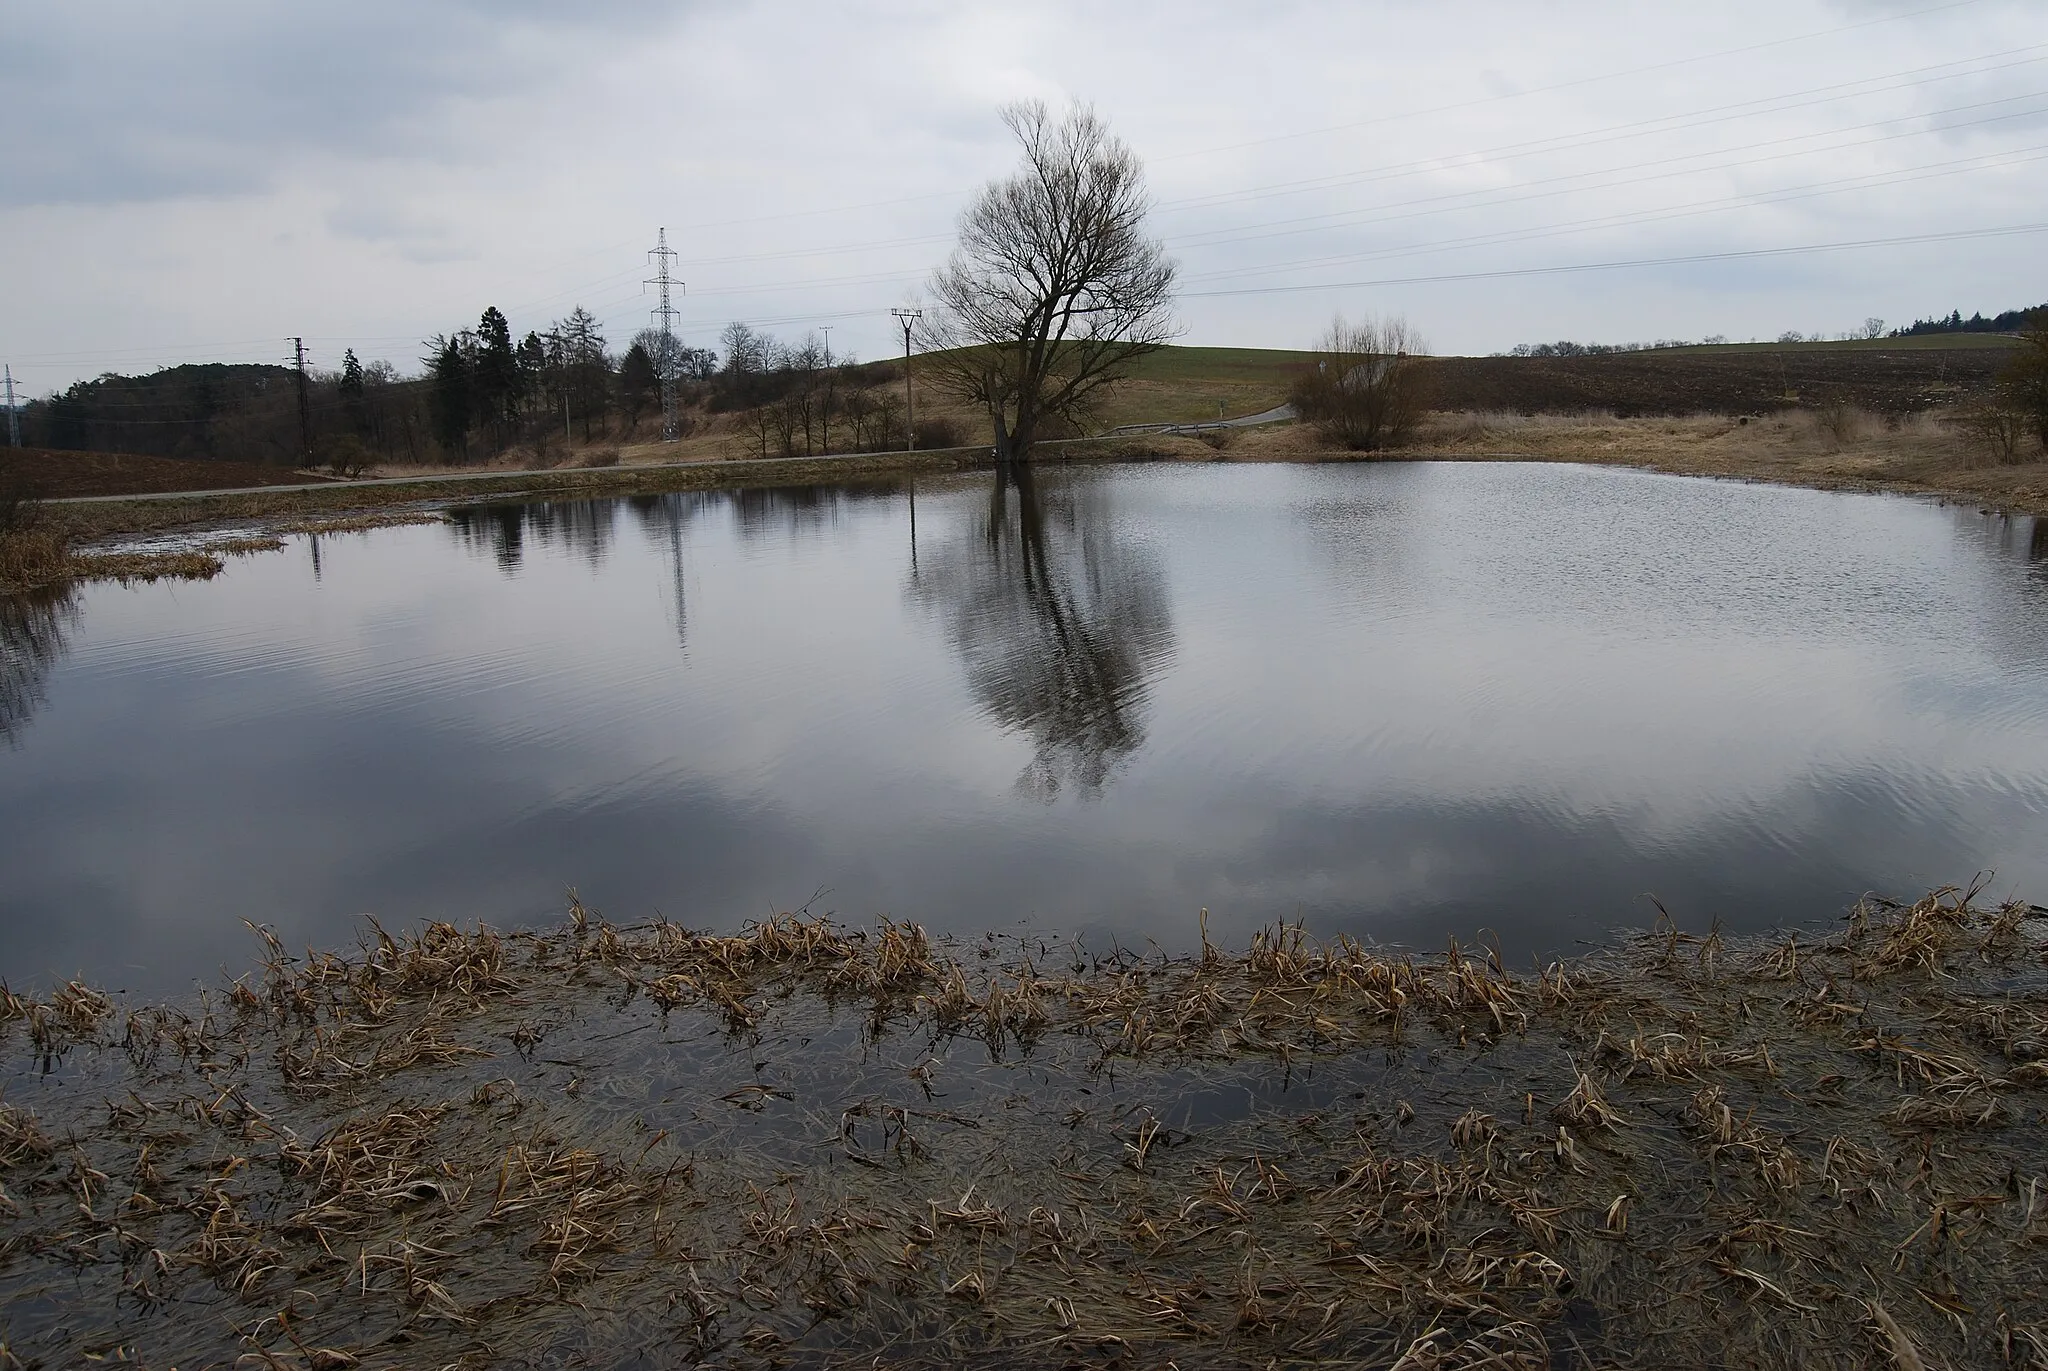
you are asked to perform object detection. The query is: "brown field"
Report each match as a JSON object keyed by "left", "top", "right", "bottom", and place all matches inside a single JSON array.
[
  {"left": 1425, "top": 343, "right": 2014, "bottom": 418},
  {"left": 0, "top": 446, "right": 334, "bottom": 498}
]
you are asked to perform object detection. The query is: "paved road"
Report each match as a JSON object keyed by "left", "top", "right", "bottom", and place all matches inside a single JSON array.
[{"left": 1107, "top": 403, "right": 1296, "bottom": 436}]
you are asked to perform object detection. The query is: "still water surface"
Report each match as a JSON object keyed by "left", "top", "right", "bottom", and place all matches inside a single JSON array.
[{"left": 5, "top": 462, "right": 2048, "bottom": 992}]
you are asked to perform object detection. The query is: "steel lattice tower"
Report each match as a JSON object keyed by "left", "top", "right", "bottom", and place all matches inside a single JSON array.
[{"left": 646, "top": 229, "right": 684, "bottom": 442}]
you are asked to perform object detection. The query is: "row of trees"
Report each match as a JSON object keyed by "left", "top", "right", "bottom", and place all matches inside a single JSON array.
[
  {"left": 712, "top": 322, "right": 963, "bottom": 458},
  {"left": 410, "top": 306, "right": 720, "bottom": 466},
  {"left": 1506, "top": 336, "right": 1728, "bottom": 357},
  {"left": 1898, "top": 303, "right": 2047, "bottom": 337}
]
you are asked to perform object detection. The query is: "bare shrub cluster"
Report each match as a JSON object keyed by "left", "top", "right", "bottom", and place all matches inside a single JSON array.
[{"left": 1290, "top": 315, "right": 1432, "bottom": 451}]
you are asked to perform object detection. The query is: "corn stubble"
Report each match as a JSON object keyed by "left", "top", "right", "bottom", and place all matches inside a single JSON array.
[{"left": 0, "top": 885, "right": 2045, "bottom": 1368}]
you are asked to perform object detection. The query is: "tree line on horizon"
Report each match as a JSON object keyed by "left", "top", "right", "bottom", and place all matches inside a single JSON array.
[
  {"left": 7, "top": 308, "right": 951, "bottom": 469},
  {"left": 1501, "top": 300, "right": 2047, "bottom": 358}
]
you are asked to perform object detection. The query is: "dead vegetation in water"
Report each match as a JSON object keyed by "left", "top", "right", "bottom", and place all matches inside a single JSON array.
[
  {"left": 1, "top": 886, "right": 2046, "bottom": 1367},
  {"left": 1, "top": 530, "right": 229, "bottom": 591}
]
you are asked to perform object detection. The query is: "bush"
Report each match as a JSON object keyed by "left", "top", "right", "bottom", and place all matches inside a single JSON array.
[
  {"left": 1289, "top": 314, "right": 1431, "bottom": 451},
  {"left": 1814, "top": 397, "right": 1863, "bottom": 447},
  {"left": 578, "top": 447, "right": 621, "bottom": 469},
  {"left": 912, "top": 417, "right": 963, "bottom": 450},
  {"left": 1959, "top": 403, "right": 2033, "bottom": 465},
  {"left": 315, "top": 434, "right": 375, "bottom": 479},
  {"left": 1996, "top": 309, "right": 2048, "bottom": 452}
]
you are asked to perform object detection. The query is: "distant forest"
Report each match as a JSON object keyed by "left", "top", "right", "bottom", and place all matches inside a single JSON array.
[
  {"left": 9, "top": 305, "right": 934, "bottom": 468},
  {"left": 1500, "top": 299, "right": 2045, "bottom": 359},
  {"left": 1894, "top": 302, "right": 2047, "bottom": 337}
]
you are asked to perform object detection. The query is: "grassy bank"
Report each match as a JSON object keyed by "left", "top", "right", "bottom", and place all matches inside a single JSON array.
[
  {"left": 8, "top": 404, "right": 2044, "bottom": 585},
  {"left": 1, "top": 886, "right": 2044, "bottom": 1368},
  {"left": 0, "top": 447, "right": 1007, "bottom": 592},
  {"left": 1211, "top": 409, "right": 2048, "bottom": 518}
]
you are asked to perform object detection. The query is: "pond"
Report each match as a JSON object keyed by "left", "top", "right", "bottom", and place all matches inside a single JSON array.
[{"left": 5, "top": 461, "right": 2048, "bottom": 993}]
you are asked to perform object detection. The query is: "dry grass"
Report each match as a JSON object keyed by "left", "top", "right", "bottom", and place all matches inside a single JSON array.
[
  {"left": 0, "top": 886, "right": 2044, "bottom": 1368},
  {"left": 63, "top": 549, "right": 225, "bottom": 583},
  {"left": 1205, "top": 408, "right": 2048, "bottom": 516},
  {"left": 1, "top": 528, "right": 233, "bottom": 592},
  {"left": 0, "top": 529, "right": 69, "bottom": 593}
]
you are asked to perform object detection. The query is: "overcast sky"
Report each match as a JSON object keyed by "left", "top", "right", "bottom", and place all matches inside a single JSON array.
[{"left": 2, "top": 0, "right": 2043, "bottom": 394}]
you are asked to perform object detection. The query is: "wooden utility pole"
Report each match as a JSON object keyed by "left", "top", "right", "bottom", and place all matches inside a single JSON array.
[
  {"left": 891, "top": 308, "right": 922, "bottom": 450},
  {"left": 292, "top": 338, "right": 313, "bottom": 466}
]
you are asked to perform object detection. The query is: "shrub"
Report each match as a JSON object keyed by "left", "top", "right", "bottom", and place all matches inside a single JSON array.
[
  {"left": 912, "top": 417, "right": 963, "bottom": 450},
  {"left": 1996, "top": 309, "right": 2048, "bottom": 452},
  {"left": 1289, "top": 314, "right": 1431, "bottom": 451},
  {"left": 315, "top": 434, "right": 375, "bottom": 479},
  {"left": 1958, "top": 403, "right": 2032, "bottom": 465},
  {"left": 1815, "top": 397, "right": 1863, "bottom": 447},
  {"left": 578, "top": 447, "right": 621, "bottom": 469}
]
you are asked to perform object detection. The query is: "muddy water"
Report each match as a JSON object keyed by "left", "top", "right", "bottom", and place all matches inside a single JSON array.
[{"left": 4, "top": 461, "right": 2047, "bottom": 991}]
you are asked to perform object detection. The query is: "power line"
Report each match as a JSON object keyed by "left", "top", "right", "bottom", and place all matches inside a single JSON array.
[
  {"left": 1179, "top": 221, "right": 2048, "bottom": 299},
  {"left": 1178, "top": 139, "right": 2048, "bottom": 287},
  {"left": 1169, "top": 90, "right": 2048, "bottom": 259},
  {"left": 1156, "top": 48, "right": 2046, "bottom": 218},
  {"left": 3, "top": 365, "right": 19, "bottom": 447}
]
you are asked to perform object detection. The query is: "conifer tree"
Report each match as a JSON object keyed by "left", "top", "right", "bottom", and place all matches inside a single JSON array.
[
  {"left": 425, "top": 334, "right": 474, "bottom": 461},
  {"left": 473, "top": 307, "right": 522, "bottom": 454},
  {"left": 339, "top": 349, "right": 368, "bottom": 438},
  {"left": 619, "top": 342, "right": 657, "bottom": 428}
]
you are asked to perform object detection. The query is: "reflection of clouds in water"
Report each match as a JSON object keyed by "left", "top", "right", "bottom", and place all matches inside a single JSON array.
[
  {"left": 1, "top": 586, "right": 78, "bottom": 744},
  {"left": 9, "top": 464, "right": 2048, "bottom": 991},
  {"left": 912, "top": 467, "right": 1175, "bottom": 799}
]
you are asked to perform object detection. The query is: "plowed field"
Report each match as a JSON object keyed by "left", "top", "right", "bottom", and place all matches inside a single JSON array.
[
  {"left": 1426, "top": 343, "right": 2012, "bottom": 416},
  {"left": 0, "top": 447, "right": 332, "bottom": 498}
]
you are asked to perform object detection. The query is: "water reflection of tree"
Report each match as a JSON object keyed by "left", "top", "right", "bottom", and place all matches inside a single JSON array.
[
  {"left": 1, "top": 586, "right": 79, "bottom": 744},
  {"left": 913, "top": 466, "right": 1174, "bottom": 798},
  {"left": 446, "top": 499, "right": 620, "bottom": 572},
  {"left": 728, "top": 480, "right": 903, "bottom": 544}
]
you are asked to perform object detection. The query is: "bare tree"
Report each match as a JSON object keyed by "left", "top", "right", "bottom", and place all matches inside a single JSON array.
[
  {"left": 923, "top": 101, "right": 1178, "bottom": 464},
  {"left": 1289, "top": 315, "right": 1431, "bottom": 451}
]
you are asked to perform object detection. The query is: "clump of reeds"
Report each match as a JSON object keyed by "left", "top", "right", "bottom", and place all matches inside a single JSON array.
[
  {"left": 63, "top": 548, "right": 225, "bottom": 583},
  {"left": 0, "top": 528, "right": 71, "bottom": 593}
]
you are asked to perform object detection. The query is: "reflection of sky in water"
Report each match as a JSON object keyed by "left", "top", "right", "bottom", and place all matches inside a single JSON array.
[{"left": 4, "top": 462, "right": 2048, "bottom": 993}]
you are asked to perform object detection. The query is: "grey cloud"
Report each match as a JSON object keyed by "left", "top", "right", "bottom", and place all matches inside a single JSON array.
[{"left": 2, "top": 0, "right": 692, "bottom": 208}]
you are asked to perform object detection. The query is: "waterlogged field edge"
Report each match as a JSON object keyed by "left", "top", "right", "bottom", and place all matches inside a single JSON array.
[{"left": 0, "top": 884, "right": 2045, "bottom": 1368}]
